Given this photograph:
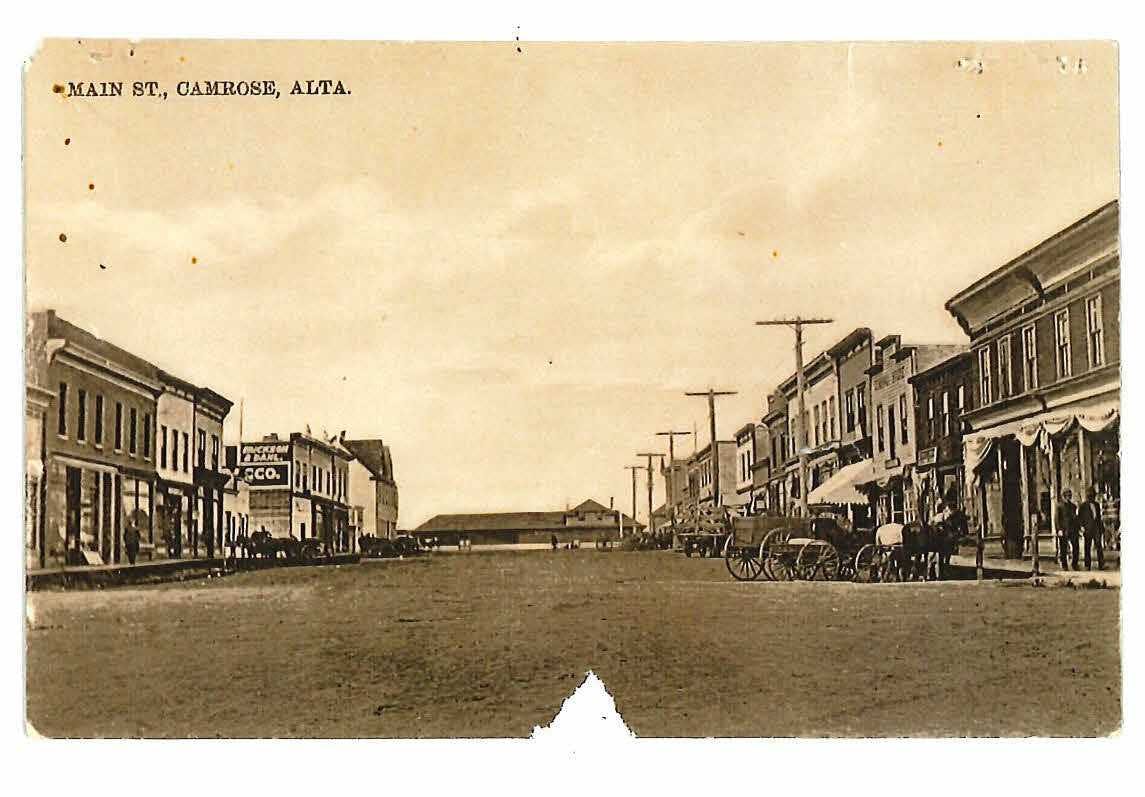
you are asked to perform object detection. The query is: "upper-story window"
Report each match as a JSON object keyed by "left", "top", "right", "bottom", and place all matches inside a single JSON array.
[
  {"left": 898, "top": 394, "right": 908, "bottom": 445},
  {"left": 115, "top": 402, "right": 124, "bottom": 450},
  {"left": 855, "top": 384, "right": 867, "bottom": 434},
  {"left": 997, "top": 336, "right": 1013, "bottom": 399},
  {"left": 57, "top": 382, "right": 68, "bottom": 436},
  {"left": 1086, "top": 294, "right": 1105, "bottom": 368},
  {"left": 182, "top": 431, "right": 189, "bottom": 472},
  {"left": 129, "top": 408, "right": 138, "bottom": 455},
  {"left": 813, "top": 405, "right": 821, "bottom": 447},
  {"left": 77, "top": 389, "right": 87, "bottom": 442},
  {"left": 211, "top": 434, "right": 219, "bottom": 471},
  {"left": 197, "top": 429, "right": 206, "bottom": 468},
  {"left": 845, "top": 389, "right": 856, "bottom": 433},
  {"left": 1021, "top": 324, "right": 1038, "bottom": 390},
  {"left": 957, "top": 384, "right": 966, "bottom": 420},
  {"left": 94, "top": 394, "right": 104, "bottom": 446},
  {"left": 876, "top": 404, "right": 885, "bottom": 453},
  {"left": 161, "top": 425, "right": 168, "bottom": 468},
  {"left": 828, "top": 396, "right": 837, "bottom": 439},
  {"left": 978, "top": 348, "right": 993, "bottom": 406},
  {"left": 1054, "top": 309, "right": 1072, "bottom": 379},
  {"left": 926, "top": 395, "right": 935, "bottom": 441},
  {"left": 941, "top": 390, "right": 951, "bottom": 437},
  {"left": 143, "top": 413, "right": 152, "bottom": 459},
  {"left": 171, "top": 429, "right": 179, "bottom": 470}
]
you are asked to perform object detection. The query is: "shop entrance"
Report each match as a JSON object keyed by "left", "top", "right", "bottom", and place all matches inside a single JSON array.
[{"left": 999, "top": 438, "right": 1024, "bottom": 559}]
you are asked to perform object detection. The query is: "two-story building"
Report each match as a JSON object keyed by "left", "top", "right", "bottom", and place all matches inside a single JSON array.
[
  {"left": 221, "top": 447, "right": 251, "bottom": 556},
  {"left": 946, "top": 200, "right": 1119, "bottom": 563},
  {"left": 686, "top": 441, "right": 738, "bottom": 509},
  {"left": 25, "top": 313, "right": 55, "bottom": 569},
  {"left": 193, "top": 390, "right": 233, "bottom": 558},
  {"left": 761, "top": 392, "right": 790, "bottom": 514},
  {"left": 909, "top": 351, "right": 974, "bottom": 523},
  {"left": 33, "top": 310, "right": 162, "bottom": 567},
  {"left": 342, "top": 437, "right": 399, "bottom": 541},
  {"left": 733, "top": 423, "right": 757, "bottom": 510},
  {"left": 242, "top": 432, "right": 354, "bottom": 552},
  {"left": 861, "top": 335, "right": 966, "bottom": 525},
  {"left": 156, "top": 370, "right": 197, "bottom": 558}
]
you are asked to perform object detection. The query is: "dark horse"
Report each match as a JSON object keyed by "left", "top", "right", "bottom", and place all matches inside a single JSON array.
[{"left": 896, "top": 511, "right": 967, "bottom": 581}]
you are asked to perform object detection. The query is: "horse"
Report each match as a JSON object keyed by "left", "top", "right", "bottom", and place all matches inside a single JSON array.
[{"left": 875, "top": 514, "right": 965, "bottom": 581}]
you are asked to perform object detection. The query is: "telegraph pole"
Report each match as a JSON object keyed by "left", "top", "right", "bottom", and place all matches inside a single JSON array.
[
  {"left": 655, "top": 430, "right": 692, "bottom": 522},
  {"left": 755, "top": 318, "right": 833, "bottom": 518},
  {"left": 684, "top": 389, "right": 738, "bottom": 507},
  {"left": 623, "top": 465, "right": 642, "bottom": 537},
  {"left": 636, "top": 452, "right": 663, "bottom": 534}
]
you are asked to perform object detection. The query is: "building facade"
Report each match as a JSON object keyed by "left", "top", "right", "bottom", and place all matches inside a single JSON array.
[
  {"left": 25, "top": 313, "right": 55, "bottom": 569},
  {"left": 733, "top": 423, "right": 757, "bottom": 509},
  {"left": 342, "top": 437, "right": 399, "bottom": 540},
  {"left": 414, "top": 498, "right": 640, "bottom": 546},
  {"left": 156, "top": 371, "right": 197, "bottom": 558},
  {"left": 909, "top": 351, "right": 975, "bottom": 524},
  {"left": 241, "top": 432, "right": 354, "bottom": 552},
  {"left": 946, "top": 200, "right": 1119, "bottom": 562},
  {"left": 761, "top": 392, "right": 790, "bottom": 514},
  {"left": 193, "top": 390, "right": 232, "bottom": 558}
]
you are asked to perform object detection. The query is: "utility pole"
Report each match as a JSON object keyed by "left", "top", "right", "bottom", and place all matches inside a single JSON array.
[
  {"left": 756, "top": 317, "right": 833, "bottom": 518},
  {"left": 623, "top": 465, "right": 642, "bottom": 537},
  {"left": 636, "top": 452, "right": 663, "bottom": 535},
  {"left": 655, "top": 430, "right": 692, "bottom": 523},
  {"left": 684, "top": 389, "right": 738, "bottom": 508}
]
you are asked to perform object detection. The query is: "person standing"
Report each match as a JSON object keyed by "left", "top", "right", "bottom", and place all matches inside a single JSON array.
[
  {"left": 124, "top": 521, "right": 141, "bottom": 566},
  {"left": 1078, "top": 488, "right": 1106, "bottom": 570},
  {"left": 1056, "top": 489, "right": 1080, "bottom": 571}
]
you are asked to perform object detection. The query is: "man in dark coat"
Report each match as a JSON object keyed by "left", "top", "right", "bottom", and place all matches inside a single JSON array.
[
  {"left": 1078, "top": 487, "right": 1106, "bottom": 570},
  {"left": 1056, "top": 489, "right": 1079, "bottom": 570},
  {"left": 124, "top": 522, "right": 141, "bottom": 566}
]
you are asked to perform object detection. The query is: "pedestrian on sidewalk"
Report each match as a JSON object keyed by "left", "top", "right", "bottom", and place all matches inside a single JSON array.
[
  {"left": 1056, "top": 488, "right": 1080, "bottom": 571},
  {"left": 124, "top": 522, "right": 141, "bottom": 566},
  {"left": 551, "top": 534, "right": 558, "bottom": 552},
  {"left": 1078, "top": 487, "right": 1106, "bottom": 570}
]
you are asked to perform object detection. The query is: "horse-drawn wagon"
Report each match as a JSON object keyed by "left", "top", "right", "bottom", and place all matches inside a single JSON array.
[{"left": 722, "top": 512, "right": 878, "bottom": 582}]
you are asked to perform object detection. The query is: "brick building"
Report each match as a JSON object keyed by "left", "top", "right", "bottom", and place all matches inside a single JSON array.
[
  {"left": 909, "top": 351, "right": 975, "bottom": 523},
  {"left": 946, "top": 200, "right": 1119, "bottom": 562}
]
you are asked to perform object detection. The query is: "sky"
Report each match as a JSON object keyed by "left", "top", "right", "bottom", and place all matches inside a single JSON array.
[{"left": 25, "top": 40, "right": 1119, "bottom": 527}]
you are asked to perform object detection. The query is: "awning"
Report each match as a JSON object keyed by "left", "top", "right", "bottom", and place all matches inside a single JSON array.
[
  {"left": 964, "top": 396, "right": 1119, "bottom": 490},
  {"left": 808, "top": 458, "right": 874, "bottom": 506}
]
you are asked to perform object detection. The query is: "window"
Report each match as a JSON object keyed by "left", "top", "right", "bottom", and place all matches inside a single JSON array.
[
  {"left": 813, "top": 405, "right": 821, "bottom": 447},
  {"left": 828, "top": 396, "right": 837, "bottom": 439},
  {"left": 294, "top": 462, "right": 301, "bottom": 490},
  {"left": 845, "top": 389, "right": 856, "bottom": 433},
  {"left": 197, "top": 429, "right": 206, "bottom": 468},
  {"left": 161, "top": 425, "right": 168, "bottom": 468},
  {"left": 856, "top": 385, "right": 867, "bottom": 433},
  {"left": 94, "top": 394, "right": 104, "bottom": 445},
  {"left": 926, "top": 395, "right": 935, "bottom": 441},
  {"left": 171, "top": 429, "right": 178, "bottom": 470},
  {"left": 941, "top": 391, "right": 951, "bottom": 436},
  {"left": 888, "top": 404, "right": 897, "bottom": 458},
  {"left": 182, "top": 432, "right": 189, "bottom": 472},
  {"left": 997, "top": 336, "right": 1012, "bottom": 398},
  {"left": 211, "top": 434, "right": 219, "bottom": 470},
  {"left": 77, "top": 389, "right": 87, "bottom": 442},
  {"left": 876, "top": 404, "right": 885, "bottom": 452},
  {"left": 898, "top": 394, "right": 908, "bottom": 445},
  {"left": 978, "top": 348, "right": 993, "bottom": 405},
  {"left": 1054, "top": 309, "right": 1072, "bottom": 379},
  {"left": 57, "top": 382, "right": 68, "bottom": 436},
  {"left": 957, "top": 384, "right": 965, "bottom": 415},
  {"left": 1022, "top": 325, "right": 1038, "bottom": 390},
  {"left": 115, "top": 402, "right": 124, "bottom": 450},
  {"left": 1086, "top": 295, "right": 1105, "bottom": 367},
  {"left": 143, "top": 413, "right": 152, "bottom": 459},
  {"left": 129, "top": 407, "right": 138, "bottom": 455}
]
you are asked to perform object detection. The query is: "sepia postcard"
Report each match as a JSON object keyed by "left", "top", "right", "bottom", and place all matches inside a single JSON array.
[{"left": 22, "top": 39, "right": 1120, "bottom": 739}]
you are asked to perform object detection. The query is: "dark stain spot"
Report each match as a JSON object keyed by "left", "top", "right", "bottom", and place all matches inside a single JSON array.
[
  {"left": 88, "top": 183, "right": 95, "bottom": 191},
  {"left": 976, "top": 113, "right": 981, "bottom": 119},
  {"left": 737, "top": 231, "right": 745, "bottom": 236},
  {"left": 58, "top": 233, "right": 67, "bottom": 243},
  {"left": 52, "top": 84, "right": 65, "bottom": 94},
  {"left": 191, "top": 256, "right": 198, "bottom": 264},
  {"left": 64, "top": 137, "right": 71, "bottom": 145},
  {"left": 99, "top": 263, "right": 106, "bottom": 270},
  {"left": 129, "top": 48, "right": 135, "bottom": 57}
]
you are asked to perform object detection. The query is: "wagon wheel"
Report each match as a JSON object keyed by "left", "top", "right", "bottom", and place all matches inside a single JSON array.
[
  {"left": 796, "top": 540, "right": 841, "bottom": 581},
  {"left": 759, "top": 528, "right": 791, "bottom": 581},
  {"left": 853, "top": 544, "right": 881, "bottom": 583},
  {"left": 723, "top": 537, "right": 764, "bottom": 581}
]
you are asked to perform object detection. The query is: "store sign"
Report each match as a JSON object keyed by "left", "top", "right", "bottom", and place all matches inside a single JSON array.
[
  {"left": 239, "top": 442, "right": 291, "bottom": 486},
  {"left": 917, "top": 447, "right": 938, "bottom": 467}
]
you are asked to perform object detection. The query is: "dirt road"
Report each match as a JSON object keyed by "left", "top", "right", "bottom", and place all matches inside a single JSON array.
[{"left": 26, "top": 551, "right": 1120, "bottom": 737}]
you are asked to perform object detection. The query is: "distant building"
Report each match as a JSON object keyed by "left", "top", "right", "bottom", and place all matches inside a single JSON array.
[
  {"left": 25, "top": 313, "right": 54, "bottom": 569},
  {"left": 221, "top": 448, "right": 250, "bottom": 555},
  {"left": 341, "top": 437, "right": 399, "bottom": 540},
  {"left": 909, "top": 350, "right": 975, "bottom": 523},
  {"left": 733, "top": 423, "right": 757, "bottom": 509},
  {"left": 414, "top": 498, "right": 641, "bottom": 546},
  {"left": 241, "top": 432, "right": 354, "bottom": 552},
  {"left": 685, "top": 441, "right": 737, "bottom": 508},
  {"left": 760, "top": 391, "right": 790, "bottom": 514}
]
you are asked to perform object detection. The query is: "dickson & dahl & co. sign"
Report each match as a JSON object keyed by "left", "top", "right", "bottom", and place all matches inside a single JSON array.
[{"left": 238, "top": 442, "right": 291, "bottom": 486}]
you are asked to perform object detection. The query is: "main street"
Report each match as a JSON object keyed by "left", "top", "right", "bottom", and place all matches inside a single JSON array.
[{"left": 26, "top": 552, "right": 1119, "bottom": 738}]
